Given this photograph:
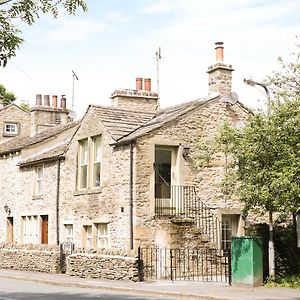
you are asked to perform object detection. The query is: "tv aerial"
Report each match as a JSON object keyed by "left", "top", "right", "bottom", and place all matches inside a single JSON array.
[
  {"left": 69, "top": 70, "right": 79, "bottom": 119},
  {"left": 224, "top": 92, "right": 239, "bottom": 105}
]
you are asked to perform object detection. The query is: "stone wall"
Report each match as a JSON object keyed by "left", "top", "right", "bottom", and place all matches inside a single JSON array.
[
  {"left": 66, "top": 248, "right": 140, "bottom": 281},
  {"left": 0, "top": 243, "right": 60, "bottom": 273}
]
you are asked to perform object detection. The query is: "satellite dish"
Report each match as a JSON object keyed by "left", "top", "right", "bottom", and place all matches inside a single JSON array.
[
  {"left": 224, "top": 92, "right": 239, "bottom": 105},
  {"left": 68, "top": 110, "right": 77, "bottom": 119}
]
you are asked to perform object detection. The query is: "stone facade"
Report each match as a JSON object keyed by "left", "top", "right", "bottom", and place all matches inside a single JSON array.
[{"left": 0, "top": 104, "right": 30, "bottom": 144}]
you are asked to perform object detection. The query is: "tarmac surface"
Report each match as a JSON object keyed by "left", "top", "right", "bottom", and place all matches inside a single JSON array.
[{"left": 0, "top": 269, "right": 299, "bottom": 300}]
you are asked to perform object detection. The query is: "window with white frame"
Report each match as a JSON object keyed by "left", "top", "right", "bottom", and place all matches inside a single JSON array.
[
  {"left": 96, "top": 223, "right": 109, "bottom": 249},
  {"left": 92, "top": 136, "right": 101, "bottom": 187},
  {"left": 35, "top": 166, "right": 43, "bottom": 196},
  {"left": 83, "top": 225, "right": 93, "bottom": 248},
  {"left": 4, "top": 122, "right": 18, "bottom": 135},
  {"left": 22, "top": 215, "right": 39, "bottom": 244},
  {"left": 77, "top": 135, "right": 102, "bottom": 190},
  {"left": 78, "top": 139, "right": 88, "bottom": 189},
  {"left": 64, "top": 224, "right": 73, "bottom": 243}
]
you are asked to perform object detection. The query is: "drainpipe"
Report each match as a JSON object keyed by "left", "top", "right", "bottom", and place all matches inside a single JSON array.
[
  {"left": 129, "top": 142, "right": 134, "bottom": 250},
  {"left": 56, "top": 157, "right": 62, "bottom": 245}
]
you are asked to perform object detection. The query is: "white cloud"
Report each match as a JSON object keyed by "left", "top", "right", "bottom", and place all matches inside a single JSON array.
[
  {"left": 41, "top": 18, "right": 108, "bottom": 44},
  {"left": 105, "top": 10, "right": 131, "bottom": 23}
]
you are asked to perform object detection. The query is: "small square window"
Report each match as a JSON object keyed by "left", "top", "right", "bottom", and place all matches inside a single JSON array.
[{"left": 4, "top": 123, "right": 18, "bottom": 135}]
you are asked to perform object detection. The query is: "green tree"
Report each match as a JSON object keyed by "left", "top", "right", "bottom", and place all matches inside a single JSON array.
[
  {"left": 0, "top": 83, "right": 16, "bottom": 105},
  {"left": 0, "top": 0, "right": 88, "bottom": 67}
]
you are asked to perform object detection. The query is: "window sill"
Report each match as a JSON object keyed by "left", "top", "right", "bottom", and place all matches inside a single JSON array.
[
  {"left": 73, "top": 187, "right": 102, "bottom": 196},
  {"left": 3, "top": 133, "right": 18, "bottom": 137},
  {"left": 32, "top": 195, "right": 43, "bottom": 200}
]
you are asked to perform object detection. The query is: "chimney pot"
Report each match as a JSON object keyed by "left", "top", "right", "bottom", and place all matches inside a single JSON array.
[
  {"left": 144, "top": 78, "right": 151, "bottom": 92},
  {"left": 44, "top": 95, "right": 50, "bottom": 106},
  {"left": 60, "top": 95, "right": 66, "bottom": 109},
  {"left": 136, "top": 77, "right": 143, "bottom": 91},
  {"left": 36, "top": 94, "right": 42, "bottom": 106},
  {"left": 52, "top": 95, "right": 58, "bottom": 108},
  {"left": 215, "top": 41, "right": 224, "bottom": 62}
]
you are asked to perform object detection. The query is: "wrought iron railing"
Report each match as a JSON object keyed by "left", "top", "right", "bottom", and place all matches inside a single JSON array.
[
  {"left": 155, "top": 185, "right": 222, "bottom": 245},
  {"left": 138, "top": 247, "right": 231, "bottom": 283}
]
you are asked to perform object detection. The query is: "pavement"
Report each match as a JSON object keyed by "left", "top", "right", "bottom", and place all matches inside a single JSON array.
[{"left": 0, "top": 269, "right": 299, "bottom": 300}]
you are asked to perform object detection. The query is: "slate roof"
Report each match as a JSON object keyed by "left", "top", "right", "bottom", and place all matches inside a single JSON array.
[
  {"left": 114, "top": 94, "right": 220, "bottom": 144},
  {"left": 91, "top": 106, "right": 155, "bottom": 140},
  {"left": 18, "top": 143, "right": 68, "bottom": 167},
  {"left": 0, "top": 121, "right": 80, "bottom": 155}
]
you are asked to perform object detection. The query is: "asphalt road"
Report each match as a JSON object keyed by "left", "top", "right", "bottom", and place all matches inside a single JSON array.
[{"left": 0, "top": 278, "right": 174, "bottom": 300}]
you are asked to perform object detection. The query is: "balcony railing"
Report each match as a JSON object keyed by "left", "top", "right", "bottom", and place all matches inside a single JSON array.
[{"left": 155, "top": 185, "right": 221, "bottom": 245}]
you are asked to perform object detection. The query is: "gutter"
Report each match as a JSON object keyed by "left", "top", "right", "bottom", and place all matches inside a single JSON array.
[
  {"left": 56, "top": 156, "right": 63, "bottom": 245},
  {"left": 129, "top": 142, "right": 134, "bottom": 250}
]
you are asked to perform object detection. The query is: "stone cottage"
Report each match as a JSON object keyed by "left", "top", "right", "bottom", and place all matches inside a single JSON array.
[{"left": 0, "top": 43, "right": 250, "bottom": 253}]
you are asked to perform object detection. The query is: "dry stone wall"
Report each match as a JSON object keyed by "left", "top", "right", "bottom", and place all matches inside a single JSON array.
[
  {"left": 66, "top": 249, "right": 140, "bottom": 281},
  {"left": 0, "top": 243, "right": 60, "bottom": 273}
]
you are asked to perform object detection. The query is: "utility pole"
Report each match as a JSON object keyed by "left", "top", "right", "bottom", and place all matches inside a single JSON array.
[{"left": 244, "top": 78, "right": 275, "bottom": 278}]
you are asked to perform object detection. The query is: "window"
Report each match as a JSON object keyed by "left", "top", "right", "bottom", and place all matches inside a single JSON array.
[
  {"left": 92, "top": 136, "right": 101, "bottom": 187},
  {"left": 4, "top": 122, "right": 18, "bottom": 135},
  {"left": 35, "top": 166, "right": 43, "bottom": 196},
  {"left": 83, "top": 225, "right": 93, "bottom": 248},
  {"left": 221, "top": 214, "right": 240, "bottom": 250},
  {"left": 96, "top": 223, "right": 109, "bottom": 248},
  {"left": 82, "top": 223, "right": 109, "bottom": 249},
  {"left": 77, "top": 135, "right": 102, "bottom": 190},
  {"left": 22, "top": 215, "right": 39, "bottom": 244},
  {"left": 64, "top": 224, "right": 73, "bottom": 243},
  {"left": 78, "top": 139, "right": 88, "bottom": 189}
]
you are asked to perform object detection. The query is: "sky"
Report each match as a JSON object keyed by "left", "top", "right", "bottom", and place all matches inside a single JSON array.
[{"left": 1, "top": 0, "right": 300, "bottom": 118}]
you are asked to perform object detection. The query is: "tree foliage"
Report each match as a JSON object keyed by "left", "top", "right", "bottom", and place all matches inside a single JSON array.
[
  {"left": 0, "top": 0, "right": 87, "bottom": 66},
  {"left": 216, "top": 41, "right": 300, "bottom": 219},
  {"left": 0, "top": 83, "right": 16, "bottom": 105}
]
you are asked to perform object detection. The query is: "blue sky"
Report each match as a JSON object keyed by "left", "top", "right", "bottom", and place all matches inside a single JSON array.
[{"left": 1, "top": 0, "right": 300, "bottom": 117}]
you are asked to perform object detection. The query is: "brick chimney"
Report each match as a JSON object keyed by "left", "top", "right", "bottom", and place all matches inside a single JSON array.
[
  {"left": 30, "top": 94, "right": 71, "bottom": 136},
  {"left": 111, "top": 78, "right": 158, "bottom": 111},
  {"left": 207, "top": 42, "right": 234, "bottom": 96}
]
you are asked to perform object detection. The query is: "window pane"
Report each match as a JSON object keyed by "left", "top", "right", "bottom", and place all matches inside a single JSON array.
[
  {"left": 96, "top": 224, "right": 108, "bottom": 249},
  {"left": 81, "top": 140, "right": 88, "bottom": 164},
  {"left": 93, "top": 136, "right": 101, "bottom": 162},
  {"left": 80, "top": 165, "right": 87, "bottom": 189},
  {"left": 93, "top": 162, "right": 101, "bottom": 187},
  {"left": 85, "top": 226, "right": 93, "bottom": 248}
]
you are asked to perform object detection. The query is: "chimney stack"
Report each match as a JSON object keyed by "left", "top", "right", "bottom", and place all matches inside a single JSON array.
[
  {"left": 52, "top": 95, "right": 58, "bottom": 108},
  {"left": 44, "top": 95, "right": 50, "bottom": 106},
  {"left": 207, "top": 42, "right": 234, "bottom": 97},
  {"left": 144, "top": 78, "right": 151, "bottom": 92},
  {"left": 136, "top": 77, "right": 143, "bottom": 91},
  {"left": 60, "top": 95, "right": 66, "bottom": 109},
  {"left": 215, "top": 42, "right": 224, "bottom": 62},
  {"left": 36, "top": 94, "right": 42, "bottom": 106}
]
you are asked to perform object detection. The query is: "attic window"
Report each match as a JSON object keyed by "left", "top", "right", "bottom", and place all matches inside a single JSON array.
[{"left": 4, "top": 122, "right": 18, "bottom": 136}]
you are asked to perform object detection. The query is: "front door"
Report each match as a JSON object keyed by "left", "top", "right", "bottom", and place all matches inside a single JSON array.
[{"left": 41, "top": 215, "right": 48, "bottom": 244}]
